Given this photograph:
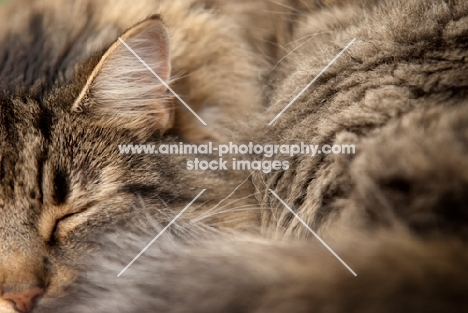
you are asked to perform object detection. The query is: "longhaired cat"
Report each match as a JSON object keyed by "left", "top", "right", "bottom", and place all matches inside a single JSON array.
[{"left": 1, "top": 0, "right": 468, "bottom": 312}]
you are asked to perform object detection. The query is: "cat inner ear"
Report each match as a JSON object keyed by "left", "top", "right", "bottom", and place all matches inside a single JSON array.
[{"left": 73, "top": 16, "right": 173, "bottom": 136}]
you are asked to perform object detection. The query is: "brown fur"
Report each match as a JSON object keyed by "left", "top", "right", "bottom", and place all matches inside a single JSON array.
[
  {"left": 1, "top": 0, "right": 468, "bottom": 312},
  {"left": 252, "top": 0, "right": 468, "bottom": 239},
  {"left": 0, "top": 0, "right": 264, "bottom": 311}
]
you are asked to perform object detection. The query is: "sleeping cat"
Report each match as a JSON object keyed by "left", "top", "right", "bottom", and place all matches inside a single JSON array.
[
  {"left": 1, "top": 0, "right": 468, "bottom": 312},
  {"left": 0, "top": 0, "right": 266, "bottom": 312}
]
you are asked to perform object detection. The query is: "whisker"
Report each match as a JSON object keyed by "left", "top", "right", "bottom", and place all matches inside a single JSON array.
[
  {"left": 192, "top": 204, "right": 267, "bottom": 222},
  {"left": 197, "top": 173, "right": 254, "bottom": 219}
]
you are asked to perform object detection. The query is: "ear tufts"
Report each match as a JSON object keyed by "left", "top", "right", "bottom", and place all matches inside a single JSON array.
[{"left": 73, "top": 16, "right": 173, "bottom": 137}]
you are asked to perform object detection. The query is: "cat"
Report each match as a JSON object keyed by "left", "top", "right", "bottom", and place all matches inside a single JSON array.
[
  {"left": 1, "top": 0, "right": 468, "bottom": 313},
  {"left": 0, "top": 0, "right": 268, "bottom": 312},
  {"left": 43, "top": 0, "right": 468, "bottom": 311}
]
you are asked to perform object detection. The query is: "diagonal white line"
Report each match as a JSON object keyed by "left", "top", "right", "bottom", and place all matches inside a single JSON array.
[
  {"left": 117, "top": 189, "right": 206, "bottom": 277},
  {"left": 268, "top": 189, "right": 357, "bottom": 276},
  {"left": 118, "top": 37, "right": 207, "bottom": 126},
  {"left": 268, "top": 38, "right": 356, "bottom": 126}
]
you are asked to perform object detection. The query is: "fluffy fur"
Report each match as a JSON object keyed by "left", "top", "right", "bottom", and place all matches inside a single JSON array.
[
  {"left": 38, "top": 223, "right": 468, "bottom": 313},
  {"left": 1, "top": 0, "right": 468, "bottom": 312},
  {"left": 0, "top": 1, "right": 263, "bottom": 312},
  {"left": 252, "top": 0, "right": 468, "bottom": 239}
]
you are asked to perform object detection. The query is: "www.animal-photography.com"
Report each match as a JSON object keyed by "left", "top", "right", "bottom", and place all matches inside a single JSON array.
[{"left": 0, "top": 0, "right": 467, "bottom": 312}]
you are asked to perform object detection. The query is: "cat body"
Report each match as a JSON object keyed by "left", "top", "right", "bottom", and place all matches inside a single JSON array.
[{"left": 253, "top": 0, "right": 468, "bottom": 240}]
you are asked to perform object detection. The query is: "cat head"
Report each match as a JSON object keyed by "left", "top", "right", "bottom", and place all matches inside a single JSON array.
[
  {"left": 0, "top": 16, "right": 176, "bottom": 313},
  {"left": 0, "top": 14, "right": 253, "bottom": 312}
]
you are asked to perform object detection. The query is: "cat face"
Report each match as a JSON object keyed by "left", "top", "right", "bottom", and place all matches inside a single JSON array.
[
  {"left": 0, "top": 13, "right": 258, "bottom": 312},
  {"left": 0, "top": 16, "right": 178, "bottom": 312}
]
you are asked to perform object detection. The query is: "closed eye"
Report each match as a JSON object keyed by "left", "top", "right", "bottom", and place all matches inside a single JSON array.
[
  {"left": 47, "top": 212, "right": 76, "bottom": 245},
  {"left": 44, "top": 204, "right": 92, "bottom": 245}
]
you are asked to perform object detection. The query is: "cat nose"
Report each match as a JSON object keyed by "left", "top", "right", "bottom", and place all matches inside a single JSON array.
[{"left": 1, "top": 286, "right": 44, "bottom": 313}]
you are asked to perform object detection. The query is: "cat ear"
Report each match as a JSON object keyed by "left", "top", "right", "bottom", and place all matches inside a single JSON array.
[{"left": 73, "top": 16, "right": 173, "bottom": 136}]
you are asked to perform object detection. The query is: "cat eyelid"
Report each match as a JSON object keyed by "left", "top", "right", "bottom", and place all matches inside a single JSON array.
[
  {"left": 55, "top": 204, "right": 90, "bottom": 223},
  {"left": 47, "top": 212, "right": 76, "bottom": 244},
  {"left": 40, "top": 202, "right": 94, "bottom": 243},
  {"left": 51, "top": 203, "right": 100, "bottom": 242}
]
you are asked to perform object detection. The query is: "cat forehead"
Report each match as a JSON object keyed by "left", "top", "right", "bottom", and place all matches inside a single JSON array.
[
  {"left": 0, "top": 8, "right": 115, "bottom": 100},
  {"left": 0, "top": 96, "right": 56, "bottom": 143}
]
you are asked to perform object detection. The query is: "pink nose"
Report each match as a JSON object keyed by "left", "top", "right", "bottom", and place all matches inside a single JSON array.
[{"left": 2, "top": 287, "right": 44, "bottom": 313}]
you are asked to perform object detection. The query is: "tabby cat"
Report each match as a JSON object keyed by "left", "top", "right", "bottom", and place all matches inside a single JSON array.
[
  {"left": 0, "top": 0, "right": 265, "bottom": 312},
  {"left": 1, "top": 0, "right": 468, "bottom": 312}
]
